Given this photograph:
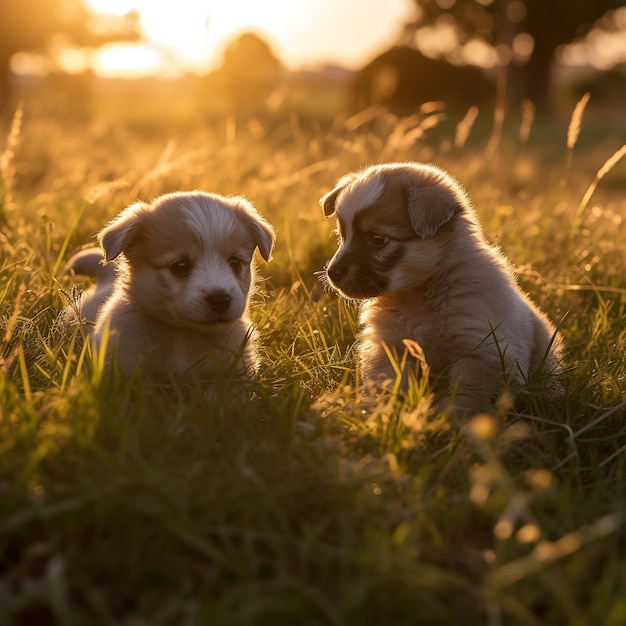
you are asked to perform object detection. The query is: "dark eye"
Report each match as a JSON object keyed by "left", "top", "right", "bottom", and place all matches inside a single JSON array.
[
  {"left": 228, "top": 256, "right": 243, "bottom": 274},
  {"left": 169, "top": 259, "right": 192, "bottom": 277},
  {"left": 366, "top": 233, "right": 388, "bottom": 248}
]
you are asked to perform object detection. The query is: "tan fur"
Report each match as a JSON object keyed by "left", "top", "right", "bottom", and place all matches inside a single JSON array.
[
  {"left": 67, "top": 191, "right": 275, "bottom": 382},
  {"left": 64, "top": 247, "right": 116, "bottom": 324},
  {"left": 321, "top": 162, "right": 563, "bottom": 414}
]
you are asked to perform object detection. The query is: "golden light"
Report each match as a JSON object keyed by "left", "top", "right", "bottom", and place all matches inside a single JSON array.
[
  {"left": 85, "top": 0, "right": 214, "bottom": 76},
  {"left": 84, "top": 0, "right": 302, "bottom": 77},
  {"left": 83, "top": 0, "right": 413, "bottom": 78},
  {"left": 93, "top": 43, "right": 165, "bottom": 78}
]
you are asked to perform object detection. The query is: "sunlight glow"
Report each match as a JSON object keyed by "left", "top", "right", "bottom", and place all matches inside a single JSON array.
[
  {"left": 84, "top": 0, "right": 412, "bottom": 78},
  {"left": 93, "top": 44, "right": 166, "bottom": 78}
]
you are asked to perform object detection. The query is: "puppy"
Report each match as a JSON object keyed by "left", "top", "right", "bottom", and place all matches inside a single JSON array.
[
  {"left": 321, "top": 162, "right": 563, "bottom": 414},
  {"left": 67, "top": 191, "right": 275, "bottom": 381}
]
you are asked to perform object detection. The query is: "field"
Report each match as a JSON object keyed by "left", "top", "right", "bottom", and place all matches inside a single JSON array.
[{"left": 1, "top": 78, "right": 625, "bottom": 625}]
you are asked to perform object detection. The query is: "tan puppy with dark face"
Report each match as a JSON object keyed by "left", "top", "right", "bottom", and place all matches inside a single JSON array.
[
  {"left": 321, "top": 162, "right": 563, "bottom": 414},
  {"left": 68, "top": 191, "right": 275, "bottom": 381}
]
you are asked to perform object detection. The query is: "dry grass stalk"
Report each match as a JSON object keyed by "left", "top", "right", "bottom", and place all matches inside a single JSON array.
[
  {"left": 596, "top": 142, "right": 626, "bottom": 180},
  {"left": 574, "top": 142, "right": 626, "bottom": 226},
  {"left": 486, "top": 67, "right": 506, "bottom": 155},
  {"left": 562, "top": 92, "right": 591, "bottom": 186},
  {"left": 518, "top": 99, "right": 535, "bottom": 144},
  {"left": 419, "top": 101, "right": 446, "bottom": 114},
  {"left": 455, "top": 106, "right": 479, "bottom": 149},
  {"left": 567, "top": 92, "right": 591, "bottom": 150},
  {"left": 0, "top": 103, "right": 24, "bottom": 216},
  {"left": 344, "top": 106, "right": 382, "bottom": 131}
]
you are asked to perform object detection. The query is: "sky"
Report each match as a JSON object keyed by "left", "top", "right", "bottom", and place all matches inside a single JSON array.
[{"left": 83, "top": 0, "right": 415, "bottom": 78}]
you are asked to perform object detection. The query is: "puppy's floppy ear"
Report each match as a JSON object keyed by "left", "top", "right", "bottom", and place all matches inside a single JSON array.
[
  {"left": 405, "top": 175, "right": 464, "bottom": 239},
  {"left": 236, "top": 199, "right": 276, "bottom": 262},
  {"left": 320, "top": 173, "right": 357, "bottom": 217},
  {"left": 320, "top": 185, "right": 343, "bottom": 217},
  {"left": 250, "top": 217, "right": 276, "bottom": 262},
  {"left": 97, "top": 201, "right": 149, "bottom": 262}
]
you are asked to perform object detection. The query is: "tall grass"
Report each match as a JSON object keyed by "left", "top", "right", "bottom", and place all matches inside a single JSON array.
[
  {"left": 0, "top": 88, "right": 625, "bottom": 625},
  {"left": 0, "top": 103, "right": 22, "bottom": 221},
  {"left": 563, "top": 91, "right": 591, "bottom": 185},
  {"left": 574, "top": 143, "right": 626, "bottom": 227}
]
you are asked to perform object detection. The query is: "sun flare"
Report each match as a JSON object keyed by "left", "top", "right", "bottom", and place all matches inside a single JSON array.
[
  {"left": 86, "top": 0, "right": 219, "bottom": 76},
  {"left": 84, "top": 0, "right": 308, "bottom": 76},
  {"left": 83, "top": 0, "right": 411, "bottom": 78}
]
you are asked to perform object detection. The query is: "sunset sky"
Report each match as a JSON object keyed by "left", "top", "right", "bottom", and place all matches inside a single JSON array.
[{"left": 84, "top": 0, "right": 415, "bottom": 78}]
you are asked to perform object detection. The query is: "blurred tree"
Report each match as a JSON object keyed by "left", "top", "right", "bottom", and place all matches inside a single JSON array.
[
  {"left": 406, "top": 0, "right": 626, "bottom": 109},
  {"left": 353, "top": 45, "right": 494, "bottom": 114},
  {"left": 0, "top": 0, "right": 138, "bottom": 107},
  {"left": 212, "top": 32, "right": 283, "bottom": 116}
]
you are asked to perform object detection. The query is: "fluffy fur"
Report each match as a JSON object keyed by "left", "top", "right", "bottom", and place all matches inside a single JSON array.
[
  {"left": 67, "top": 191, "right": 275, "bottom": 381},
  {"left": 321, "top": 162, "right": 563, "bottom": 414}
]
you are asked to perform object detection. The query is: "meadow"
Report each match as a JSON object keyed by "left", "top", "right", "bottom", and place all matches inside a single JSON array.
[{"left": 0, "top": 79, "right": 625, "bottom": 625}]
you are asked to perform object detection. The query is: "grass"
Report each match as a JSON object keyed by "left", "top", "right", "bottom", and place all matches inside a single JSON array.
[{"left": 0, "top": 83, "right": 625, "bottom": 625}]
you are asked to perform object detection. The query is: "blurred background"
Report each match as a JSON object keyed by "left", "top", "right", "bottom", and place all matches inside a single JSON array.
[{"left": 1, "top": 0, "right": 625, "bottom": 125}]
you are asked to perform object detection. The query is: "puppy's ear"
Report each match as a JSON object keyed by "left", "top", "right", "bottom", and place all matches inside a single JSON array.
[
  {"left": 320, "top": 185, "right": 343, "bottom": 217},
  {"left": 250, "top": 217, "right": 276, "bottom": 262},
  {"left": 406, "top": 182, "right": 462, "bottom": 239},
  {"left": 320, "top": 173, "right": 357, "bottom": 217},
  {"left": 98, "top": 202, "right": 149, "bottom": 262},
  {"left": 236, "top": 199, "right": 276, "bottom": 262}
]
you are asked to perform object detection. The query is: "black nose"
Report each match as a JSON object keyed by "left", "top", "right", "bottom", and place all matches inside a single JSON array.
[
  {"left": 206, "top": 292, "right": 232, "bottom": 314},
  {"left": 326, "top": 264, "right": 344, "bottom": 284}
]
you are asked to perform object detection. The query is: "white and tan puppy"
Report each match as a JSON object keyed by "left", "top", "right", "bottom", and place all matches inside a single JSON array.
[
  {"left": 321, "top": 162, "right": 563, "bottom": 414},
  {"left": 67, "top": 191, "right": 275, "bottom": 381}
]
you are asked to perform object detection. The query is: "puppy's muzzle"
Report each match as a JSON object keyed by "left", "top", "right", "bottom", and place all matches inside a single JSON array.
[
  {"left": 326, "top": 262, "right": 345, "bottom": 286},
  {"left": 325, "top": 255, "right": 386, "bottom": 299},
  {"left": 206, "top": 291, "right": 232, "bottom": 315}
]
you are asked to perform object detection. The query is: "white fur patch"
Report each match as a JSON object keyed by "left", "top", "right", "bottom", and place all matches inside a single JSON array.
[
  {"left": 336, "top": 171, "right": 385, "bottom": 237},
  {"left": 181, "top": 195, "right": 238, "bottom": 247}
]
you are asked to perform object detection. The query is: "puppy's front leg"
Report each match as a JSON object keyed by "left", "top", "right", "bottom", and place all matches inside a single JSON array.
[
  {"left": 359, "top": 340, "right": 424, "bottom": 392},
  {"left": 445, "top": 354, "right": 502, "bottom": 416}
]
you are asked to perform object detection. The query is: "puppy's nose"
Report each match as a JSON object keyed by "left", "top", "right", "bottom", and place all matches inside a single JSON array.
[
  {"left": 326, "top": 264, "right": 344, "bottom": 284},
  {"left": 206, "top": 292, "right": 232, "bottom": 314}
]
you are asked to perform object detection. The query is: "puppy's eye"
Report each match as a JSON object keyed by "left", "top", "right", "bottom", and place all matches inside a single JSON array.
[
  {"left": 228, "top": 256, "right": 243, "bottom": 274},
  {"left": 169, "top": 259, "right": 192, "bottom": 277},
  {"left": 366, "top": 233, "right": 388, "bottom": 248}
]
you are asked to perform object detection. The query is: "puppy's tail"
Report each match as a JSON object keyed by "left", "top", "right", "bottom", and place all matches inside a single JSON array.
[
  {"left": 65, "top": 248, "right": 113, "bottom": 281},
  {"left": 65, "top": 247, "right": 116, "bottom": 325}
]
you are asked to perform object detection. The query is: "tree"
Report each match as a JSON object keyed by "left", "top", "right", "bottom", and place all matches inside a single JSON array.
[
  {"left": 212, "top": 32, "right": 283, "bottom": 115},
  {"left": 406, "top": 0, "right": 626, "bottom": 110},
  {"left": 352, "top": 45, "right": 494, "bottom": 114},
  {"left": 0, "top": 0, "right": 138, "bottom": 107}
]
